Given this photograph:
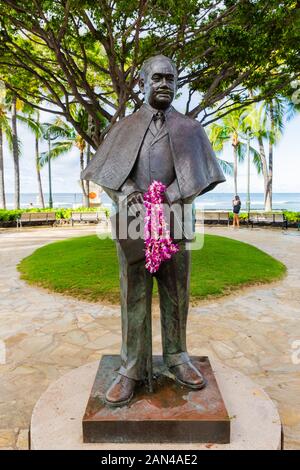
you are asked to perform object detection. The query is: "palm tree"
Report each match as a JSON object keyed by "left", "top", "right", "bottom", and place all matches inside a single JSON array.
[
  {"left": 264, "top": 96, "right": 300, "bottom": 211},
  {"left": 0, "top": 118, "right": 5, "bottom": 209},
  {"left": 41, "top": 124, "right": 91, "bottom": 206},
  {"left": 2, "top": 91, "right": 24, "bottom": 209},
  {"left": 17, "top": 110, "right": 45, "bottom": 208},
  {"left": 245, "top": 97, "right": 286, "bottom": 212},
  {"left": 39, "top": 120, "right": 74, "bottom": 208},
  {"left": 40, "top": 107, "right": 105, "bottom": 207},
  {"left": 0, "top": 102, "right": 12, "bottom": 209},
  {"left": 259, "top": 99, "right": 284, "bottom": 212},
  {"left": 11, "top": 94, "right": 21, "bottom": 209},
  {"left": 209, "top": 107, "right": 261, "bottom": 195},
  {"left": 34, "top": 111, "right": 45, "bottom": 208},
  {"left": 0, "top": 86, "right": 25, "bottom": 209}
]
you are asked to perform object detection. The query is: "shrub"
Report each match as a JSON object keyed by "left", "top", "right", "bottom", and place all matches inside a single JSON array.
[
  {"left": 0, "top": 209, "right": 24, "bottom": 221},
  {"left": 283, "top": 211, "right": 300, "bottom": 223},
  {"left": 228, "top": 212, "right": 249, "bottom": 220},
  {"left": 0, "top": 206, "right": 110, "bottom": 222}
]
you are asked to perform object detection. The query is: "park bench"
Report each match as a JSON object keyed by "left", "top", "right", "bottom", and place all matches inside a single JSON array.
[
  {"left": 70, "top": 211, "right": 108, "bottom": 226},
  {"left": 70, "top": 212, "right": 98, "bottom": 225},
  {"left": 17, "top": 212, "right": 57, "bottom": 228},
  {"left": 195, "top": 211, "right": 230, "bottom": 226},
  {"left": 248, "top": 212, "right": 288, "bottom": 229},
  {"left": 219, "top": 211, "right": 230, "bottom": 225}
]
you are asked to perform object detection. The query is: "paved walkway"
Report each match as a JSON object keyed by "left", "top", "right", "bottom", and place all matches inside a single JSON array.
[{"left": 0, "top": 225, "right": 299, "bottom": 450}]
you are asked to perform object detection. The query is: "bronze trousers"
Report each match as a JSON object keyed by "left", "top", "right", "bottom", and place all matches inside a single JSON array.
[{"left": 116, "top": 241, "right": 191, "bottom": 381}]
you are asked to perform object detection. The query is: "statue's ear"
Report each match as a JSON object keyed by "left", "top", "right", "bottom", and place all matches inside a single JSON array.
[{"left": 139, "top": 77, "right": 145, "bottom": 93}]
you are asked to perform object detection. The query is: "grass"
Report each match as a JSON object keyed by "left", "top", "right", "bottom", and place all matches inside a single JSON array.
[{"left": 18, "top": 234, "right": 286, "bottom": 304}]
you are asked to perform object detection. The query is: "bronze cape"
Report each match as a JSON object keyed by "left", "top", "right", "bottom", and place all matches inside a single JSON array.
[{"left": 81, "top": 104, "right": 225, "bottom": 202}]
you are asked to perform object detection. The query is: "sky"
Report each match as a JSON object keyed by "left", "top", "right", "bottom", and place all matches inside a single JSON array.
[{"left": 2, "top": 96, "right": 300, "bottom": 195}]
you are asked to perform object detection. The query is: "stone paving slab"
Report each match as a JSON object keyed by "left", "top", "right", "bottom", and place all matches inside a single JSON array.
[{"left": 0, "top": 225, "right": 299, "bottom": 449}]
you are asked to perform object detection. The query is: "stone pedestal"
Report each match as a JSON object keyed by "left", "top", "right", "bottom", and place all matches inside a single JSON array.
[
  {"left": 83, "top": 355, "right": 230, "bottom": 444},
  {"left": 30, "top": 359, "right": 282, "bottom": 450}
]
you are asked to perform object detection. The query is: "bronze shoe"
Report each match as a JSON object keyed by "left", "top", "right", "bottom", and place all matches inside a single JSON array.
[
  {"left": 105, "top": 374, "right": 136, "bottom": 407},
  {"left": 169, "top": 361, "right": 206, "bottom": 389}
]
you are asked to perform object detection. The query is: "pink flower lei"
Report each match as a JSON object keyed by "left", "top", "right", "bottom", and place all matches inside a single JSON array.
[{"left": 143, "top": 180, "right": 179, "bottom": 273}]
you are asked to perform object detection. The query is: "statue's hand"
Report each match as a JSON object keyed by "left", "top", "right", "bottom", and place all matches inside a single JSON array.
[
  {"left": 127, "top": 192, "right": 145, "bottom": 218},
  {"left": 128, "top": 192, "right": 144, "bottom": 206}
]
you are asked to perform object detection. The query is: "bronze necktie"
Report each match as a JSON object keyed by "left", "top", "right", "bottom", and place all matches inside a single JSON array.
[{"left": 154, "top": 111, "right": 165, "bottom": 132}]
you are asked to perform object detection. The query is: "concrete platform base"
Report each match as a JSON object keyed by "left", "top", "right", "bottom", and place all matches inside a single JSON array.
[{"left": 30, "top": 359, "right": 282, "bottom": 450}]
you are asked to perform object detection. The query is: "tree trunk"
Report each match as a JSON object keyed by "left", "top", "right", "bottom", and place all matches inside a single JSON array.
[
  {"left": 257, "top": 136, "right": 271, "bottom": 212},
  {"left": 0, "top": 125, "right": 6, "bottom": 209},
  {"left": 265, "top": 103, "right": 274, "bottom": 212},
  {"left": 80, "top": 149, "right": 89, "bottom": 207},
  {"left": 11, "top": 95, "right": 20, "bottom": 209},
  {"left": 48, "top": 136, "right": 53, "bottom": 208},
  {"left": 264, "top": 185, "right": 272, "bottom": 212},
  {"left": 233, "top": 145, "right": 238, "bottom": 195},
  {"left": 35, "top": 134, "right": 45, "bottom": 208},
  {"left": 86, "top": 143, "right": 91, "bottom": 208}
]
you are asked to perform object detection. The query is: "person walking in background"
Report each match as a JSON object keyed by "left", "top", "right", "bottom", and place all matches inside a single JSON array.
[{"left": 232, "top": 195, "right": 241, "bottom": 228}]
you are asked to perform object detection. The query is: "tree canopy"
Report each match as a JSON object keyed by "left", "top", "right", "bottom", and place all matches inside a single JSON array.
[{"left": 0, "top": 0, "right": 299, "bottom": 149}]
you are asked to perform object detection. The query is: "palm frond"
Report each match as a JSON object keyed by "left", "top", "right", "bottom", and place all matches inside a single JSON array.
[
  {"left": 17, "top": 114, "right": 42, "bottom": 137},
  {"left": 0, "top": 116, "right": 21, "bottom": 155},
  {"left": 286, "top": 100, "right": 299, "bottom": 121},
  {"left": 51, "top": 140, "right": 74, "bottom": 149},
  {"left": 16, "top": 137, "right": 22, "bottom": 157},
  {"left": 237, "top": 142, "right": 247, "bottom": 163},
  {"left": 250, "top": 148, "right": 263, "bottom": 175},
  {"left": 0, "top": 113, "right": 12, "bottom": 145},
  {"left": 209, "top": 123, "right": 231, "bottom": 152},
  {"left": 8, "top": 137, "right": 22, "bottom": 156},
  {"left": 216, "top": 157, "right": 233, "bottom": 176},
  {"left": 40, "top": 142, "right": 73, "bottom": 166},
  {"left": 41, "top": 122, "right": 75, "bottom": 140},
  {"left": 243, "top": 104, "right": 263, "bottom": 136}
]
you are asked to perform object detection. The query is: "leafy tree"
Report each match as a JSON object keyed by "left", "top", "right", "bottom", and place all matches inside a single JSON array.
[{"left": 0, "top": 1, "right": 299, "bottom": 149}]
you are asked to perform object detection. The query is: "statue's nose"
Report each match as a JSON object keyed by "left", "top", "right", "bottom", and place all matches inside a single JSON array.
[{"left": 160, "top": 78, "right": 169, "bottom": 88}]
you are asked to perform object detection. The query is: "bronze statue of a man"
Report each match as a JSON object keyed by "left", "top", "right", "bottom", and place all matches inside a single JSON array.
[{"left": 82, "top": 55, "right": 225, "bottom": 406}]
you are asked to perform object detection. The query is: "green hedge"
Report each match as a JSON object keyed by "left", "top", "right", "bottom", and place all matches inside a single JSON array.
[
  {"left": 1, "top": 208, "right": 299, "bottom": 224},
  {"left": 283, "top": 211, "right": 300, "bottom": 223},
  {"left": 228, "top": 212, "right": 249, "bottom": 220},
  {"left": 229, "top": 211, "right": 300, "bottom": 222},
  {"left": 0, "top": 206, "right": 110, "bottom": 222}
]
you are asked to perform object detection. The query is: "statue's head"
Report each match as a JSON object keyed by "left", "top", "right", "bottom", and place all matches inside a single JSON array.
[{"left": 139, "top": 55, "right": 177, "bottom": 110}]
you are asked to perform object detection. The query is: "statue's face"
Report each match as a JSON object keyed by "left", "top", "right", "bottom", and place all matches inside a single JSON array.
[{"left": 139, "top": 58, "right": 177, "bottom": 110}]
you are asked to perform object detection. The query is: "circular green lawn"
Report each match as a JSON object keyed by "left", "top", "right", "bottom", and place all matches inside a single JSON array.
[{"left": 18, "top": 234, "right": 286, "bottom": 304}]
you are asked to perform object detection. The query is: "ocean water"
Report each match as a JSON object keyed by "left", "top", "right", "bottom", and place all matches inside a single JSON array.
[
  {"left": 4, "top": 192, "right": 300, "bottom": 212},
  {"left": 194, "top": 192, "right": 300, "bottom": 212},
  {"left": 5, "top": 193, "right": 85, "bottom": 210}
]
